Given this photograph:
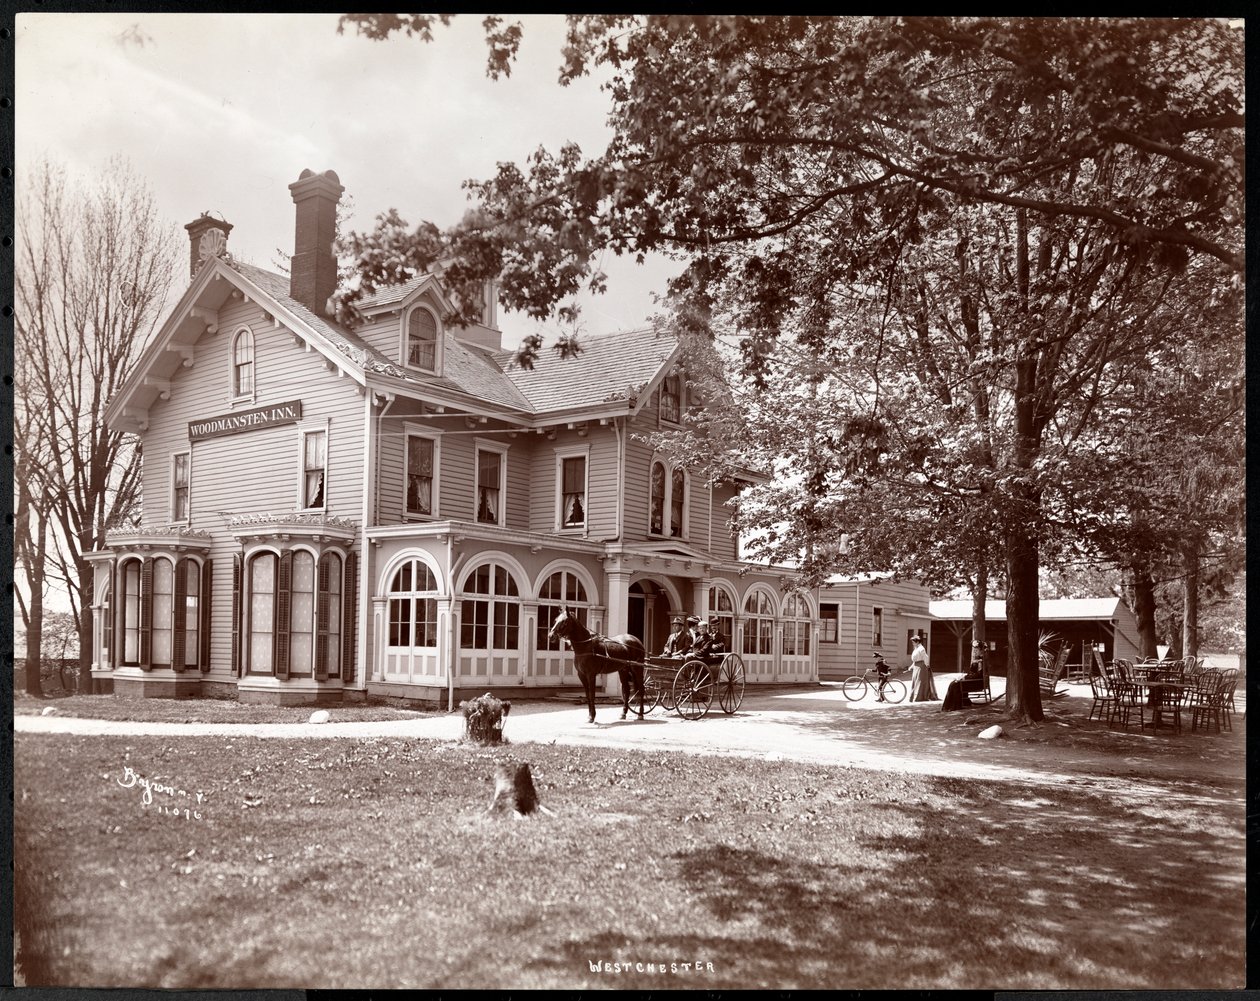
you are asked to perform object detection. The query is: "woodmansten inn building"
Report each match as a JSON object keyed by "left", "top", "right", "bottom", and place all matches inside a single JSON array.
[{"left": 88, "top": 169, "right": 936, "bottom": 706}]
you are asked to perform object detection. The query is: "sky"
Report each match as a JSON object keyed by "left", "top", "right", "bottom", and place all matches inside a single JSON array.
[{"left": 15, "top": 11, "right": 682, "bottom": 347}]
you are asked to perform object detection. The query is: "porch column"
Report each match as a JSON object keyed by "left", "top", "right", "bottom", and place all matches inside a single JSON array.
[
  {"left": 691, "top": 577, "right": 711, "bottom": 622},
  {"left": 604, "top": 570, "right": 633, "bottom": 698}
]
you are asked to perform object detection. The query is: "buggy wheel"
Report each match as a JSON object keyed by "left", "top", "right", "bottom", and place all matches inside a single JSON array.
[
  {"left": 882, "top": 679, "right": 908, "bottom": 704},
  {"left": 842, "top": 677, "right": 868, "bottom": 701},
  {"left": 718, "top": 653, "right": 746, "bottom": 714},
  {"left": 640, "top": 671, "right": 663, "bottom": 714},
  {"left": 673, "top": 660, "right": 713, "bottom": 720}
]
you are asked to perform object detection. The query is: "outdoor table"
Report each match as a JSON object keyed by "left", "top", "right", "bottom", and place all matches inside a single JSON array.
[{"left": 1132, "top": 679, "right": 1189, "bottom": 733}]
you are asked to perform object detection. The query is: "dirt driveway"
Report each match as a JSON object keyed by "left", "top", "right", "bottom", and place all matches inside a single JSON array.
[{"left": 16, "top": 680, "right": 1244, "bottom": 800}]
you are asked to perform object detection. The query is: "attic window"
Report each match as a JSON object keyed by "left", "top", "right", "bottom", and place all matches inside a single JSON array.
[
  {"left": 232, "top": 328, "right": 255, "bottom": 398},
  {"left": 405, "top": 306, "right": 439, "bottom": 373},
  {"left": 660, "top": 374, "right": 682, "bottom": 424}
]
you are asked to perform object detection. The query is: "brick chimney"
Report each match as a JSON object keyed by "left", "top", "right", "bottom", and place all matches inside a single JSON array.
[
  {"left": 184, "top": 213, "right": 233, "bottom": 279},
  {"left": 288, "top": 168, "right": 344, "bottom": 317}
]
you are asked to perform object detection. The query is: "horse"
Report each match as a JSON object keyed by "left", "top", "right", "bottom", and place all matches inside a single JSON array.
[{"left": 547, "top": 607, "right": 647, "bottom": 724}]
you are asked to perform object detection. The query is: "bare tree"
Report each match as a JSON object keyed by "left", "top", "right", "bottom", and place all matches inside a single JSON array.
[{"left": 14, "top": 158, "right": 177, "bottom": 692}]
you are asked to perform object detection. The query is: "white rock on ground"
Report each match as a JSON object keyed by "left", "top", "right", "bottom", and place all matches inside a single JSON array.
[
  {"left": 308, "top": 709, "right": 331, "bottom": 724},
  {"left": 978, "top": 724, "right": 1004, "bottom": 740}
]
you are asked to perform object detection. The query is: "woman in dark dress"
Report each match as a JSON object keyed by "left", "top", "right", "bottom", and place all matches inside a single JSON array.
[{"left": 942, "top": 641, "right": 985, "bottom": 712}]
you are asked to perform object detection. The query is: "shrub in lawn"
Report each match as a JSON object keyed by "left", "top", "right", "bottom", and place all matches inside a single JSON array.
[{"left": 461, "top": 693, "right": 511, "bottom": 744}]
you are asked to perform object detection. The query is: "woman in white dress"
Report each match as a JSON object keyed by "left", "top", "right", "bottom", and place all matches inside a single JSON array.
[{"left": 909, "top": 635, "right": 938, "bottom": 702}]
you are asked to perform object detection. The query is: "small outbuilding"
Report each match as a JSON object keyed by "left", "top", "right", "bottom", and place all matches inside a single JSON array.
[
  {"left": 815, "top": 574, "right": 933, "bottom": 682},
  {"left": 929, "top": 596, "right": 1143, "bottom": 681}
]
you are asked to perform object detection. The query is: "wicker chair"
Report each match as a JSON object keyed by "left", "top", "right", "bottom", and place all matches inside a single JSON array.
[
  {"left": 1113, "top": 673, "right": 1147, "bottom": 731},
  {"left": 1151, "top": 677, "right": 1188, "bottom": 734},
  {"left": 1087, "top": 671, "right": 1121, "bottom": 724},
  {"left": 1190, "top": 670, "right": 1226, "bottom": 734},
  {"left": 1217, "top": 668, "right": 1239, "bottom": 730}
]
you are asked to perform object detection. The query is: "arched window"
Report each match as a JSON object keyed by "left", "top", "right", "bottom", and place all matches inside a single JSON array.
[
  {"left": 179, "top": 559, "right": 200, "bottom": 669},
  {"left": 289, "top": 551, "right": 316, "bottom": 676},
  {"left": 149, "top": 558, "right": 174, "bottom": 667},
  {"left": 782, "top": 594, "right": 812, "bottom": 657},
  {"left": 650, "top": 462, "right": 666, "bottom": 535},
  {"left": 248, "top": 552, "right": 277, "bottom": 674},
  {"left": 232, "top": 329, "right": 255, "bottom": 396},
  {"left": 649, "top": 460, "right": 687, "bottom": 538},
  {"left": 388, "top": 558, "right": 440, "bottom": 649},
  {"left": 537, "top": 569, "right": 590, "bottom": 653},
  {"left": 406, "top": 307, "right": 439, "bottom": 372},
  {"left": 121, "top": 559, "right": 142, "bottom": 665},
  {"left": 670, "top": 467, "right": 686, "bottom": 536},
  {"left": 742, "top": 589, "right": 775, "bottom": 656},
  {"left": 320, "top": 553, "right": 343, "bottom": 679},
  {"left": 461, "top": 562, "right": 520, "bottom": 651},
  {"left": 101, "top": 580, "right": 113, "bottom": 668},
  {"left": 708, "top": 585, "right": 735, "bottom": 652}
]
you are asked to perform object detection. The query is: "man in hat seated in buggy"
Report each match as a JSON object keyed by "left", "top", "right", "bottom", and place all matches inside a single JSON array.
[
  {"left": 660, "top": 615, "right": 694, "bottom": 658},
  {"left": 690, "top": 619, "right": 724, "bottom": 661}
]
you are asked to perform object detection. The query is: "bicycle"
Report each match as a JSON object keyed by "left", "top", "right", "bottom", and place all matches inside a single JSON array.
[{"left": 842, "top": 664, "right": 907, "bottom": 703}]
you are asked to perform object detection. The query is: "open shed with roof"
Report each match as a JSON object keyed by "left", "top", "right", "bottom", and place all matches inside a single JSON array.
[{"left": 929, "top": 597, "right": 1142, "bottom": 681}]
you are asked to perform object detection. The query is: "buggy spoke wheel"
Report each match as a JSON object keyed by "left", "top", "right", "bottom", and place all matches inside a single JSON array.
[
  {"left": 842, "top": 677, "right": 868, "bottom": 701},
  {"left": 673, "top": 661, "right": 713, "bottom": 720},
  {"left": 718, "top": 653, "right": 746, "bottom": 713},
  {"left": 641, "top": 672, "right": 663, "bottom": 714},
  {"left": 883, "top": 679, "right": 908, "bottom": 704}
]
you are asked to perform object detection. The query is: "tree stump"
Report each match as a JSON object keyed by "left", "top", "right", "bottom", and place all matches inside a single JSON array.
[
  {"left": 460, "top": 692, "right": 510, "bottom": 745},
  {"left": 486, "top": 761, "right": 542, "bottom": 818}
]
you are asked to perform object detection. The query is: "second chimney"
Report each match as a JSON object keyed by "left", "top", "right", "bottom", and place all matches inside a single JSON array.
[{"left": 288, "top": 168, "right": 344, "bottom": 317}]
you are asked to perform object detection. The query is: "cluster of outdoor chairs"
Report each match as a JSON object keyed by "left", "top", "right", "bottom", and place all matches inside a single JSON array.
[{"left": 1087, "top": 655, "right": 1239, "bottom": 735}]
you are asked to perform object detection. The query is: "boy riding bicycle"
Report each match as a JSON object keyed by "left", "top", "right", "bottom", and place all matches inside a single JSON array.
[{"left": 872, "top": 652, "right": 892, "bottom": 702}]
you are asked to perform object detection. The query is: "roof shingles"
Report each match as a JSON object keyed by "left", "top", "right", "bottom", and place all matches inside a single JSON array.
[{"left": 236, "top": 265, "right": 675, "bottom": 418}]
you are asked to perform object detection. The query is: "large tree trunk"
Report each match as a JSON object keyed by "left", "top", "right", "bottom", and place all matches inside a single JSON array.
[
  {"left": 1181, "top": 541, "right": 1200, "bottom": 658},
  {"left": 1131, "top": 562, "right": 1159, "bottom": 658},
  {"left": 77, "top": 560, "right": 94, "bottom": 693},
  {"left": 1003, "top": 289, "right": 1045, "bottom": 725},
  {"left": 971, "top": 557, "right": 989, "bottom": 651},
  {"left": 1005, "top": 516, "right": 1043, "bottom": 722}
]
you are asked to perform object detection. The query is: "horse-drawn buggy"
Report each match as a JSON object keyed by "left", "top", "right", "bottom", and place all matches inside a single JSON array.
[
  {"left": 548, "top": 608, "right": 747, "bottom": 723},
  {"left": 642, "top": 653, "right": 747, "bottom": 719}
]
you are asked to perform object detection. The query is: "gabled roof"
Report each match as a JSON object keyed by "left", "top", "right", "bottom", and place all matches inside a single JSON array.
[
  {"left": 930, "top": 597, "right": 1126, "bottom": 621},
  {"left": 495, "top": 326, "right": 679, "bottom": 415},
  {"left": 109, "top": 260, "right": 681, "bottom": 429},
  {"left": 354, "top": 272, "right": 450, "bottom": 314}
]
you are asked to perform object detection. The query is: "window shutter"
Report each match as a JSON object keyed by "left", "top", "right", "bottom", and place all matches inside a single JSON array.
[
  {"left": 139, "top": 557, "right": 154, "bottom": 670},
  {"left": 315, "top": 555, "right": 331, "bottom": 681},
  {"left": 275, "top": 551, "right": 293, "bottom": 680},
  {"left": 341, "top": 550, "right": 357, "bottom": 682},
  {"left": 200, "top": 560, "right": 213, "bottom": 672},
  {"left": 172, "top": 558, "right": 189, "bottom": 673},
  {"left": 230, "top": 554, "right": 243, "bottom": 677}
]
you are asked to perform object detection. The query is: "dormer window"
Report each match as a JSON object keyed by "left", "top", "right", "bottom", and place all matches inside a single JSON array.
[
  {"left": 232, "top": 328, "right": 255, "bottom": 398},
  {"left": 404, "top": 305, "right": 440, "bottom": 374}
]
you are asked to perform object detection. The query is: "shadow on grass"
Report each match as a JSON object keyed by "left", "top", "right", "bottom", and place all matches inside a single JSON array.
[
  {"left": 12, "top": 734, "right": 1245, "bottom": 990},
  {"left": 519, "top": 783, "right": 1244, "bottom": 989}
]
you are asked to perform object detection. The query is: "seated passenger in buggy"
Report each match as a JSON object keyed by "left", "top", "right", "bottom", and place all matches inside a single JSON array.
[
  {"left": 660, "top": 615, "right": 693, "bottom": 658},
  {"left": 691, "top": 620, "right": 724, "bottom": 661}
]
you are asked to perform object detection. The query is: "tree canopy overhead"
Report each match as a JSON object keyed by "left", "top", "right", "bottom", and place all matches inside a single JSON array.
[
  {"left": 336, "top": 15, "right": 1244, "bottom": 723},
  {"left": 335, "top": 15, "right": 1243, "bottom": 356}
]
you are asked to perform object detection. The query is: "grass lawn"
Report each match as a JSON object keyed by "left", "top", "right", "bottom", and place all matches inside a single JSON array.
[
  {"left": 12, "top": 693, "right": 431, "bottom": 725},
  {"left": 13, "top": 732, "right": 1244, "bottom": 990}
]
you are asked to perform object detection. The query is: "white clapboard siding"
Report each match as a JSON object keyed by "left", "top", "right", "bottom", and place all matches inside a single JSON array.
[
  {"left": 526, "top": 426, "right": 616, "bottom": 536},
  {"left": 137, "top": 298, "right": 366, "bottom": 679}
]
